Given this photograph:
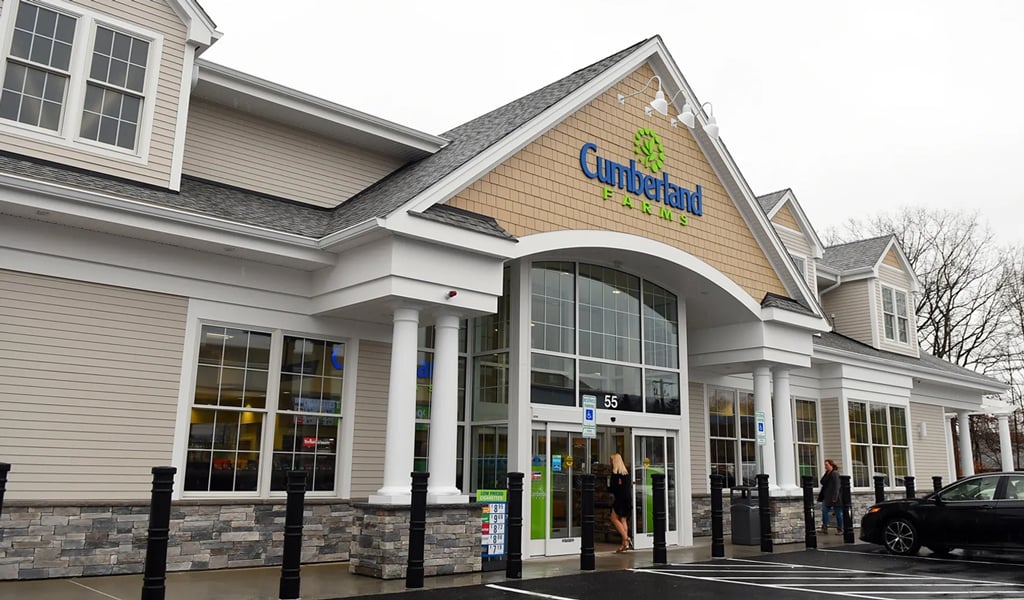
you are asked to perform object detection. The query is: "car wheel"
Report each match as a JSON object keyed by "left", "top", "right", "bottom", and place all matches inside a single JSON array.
[
  {"left": 883, "top": 518, "right": 921, "bottom": 555},
  {"left": 926, "top": 544, "right": 952, "bottom": 556}
]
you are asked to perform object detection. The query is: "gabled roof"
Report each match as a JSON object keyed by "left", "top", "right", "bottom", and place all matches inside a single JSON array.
[
  {"left": 324, "top": 40, "right": 650, "bottom": 234},
  {"left": 821, "top": 234, "right": 893, "bottom": 272},
  {"left": 757, "top": 188, "right": 825, "bottom": 259}
]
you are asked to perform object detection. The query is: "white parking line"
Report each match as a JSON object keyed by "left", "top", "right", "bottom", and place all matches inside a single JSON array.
[
  {"left": 637, "top": 556, "right": 1024, "bottom": 600},
  {"left": 485, "top": 583, "right": 579, "bottom": 600},
  {"left": 67, "top": 580, "right": 126, "bottom": 599}
]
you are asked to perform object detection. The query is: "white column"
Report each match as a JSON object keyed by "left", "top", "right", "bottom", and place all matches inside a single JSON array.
[
  {"left": 957, "top": 410, "right": 975, "bottom": 477},
  {"left": 998, "top": 414, "right": 1015, "bottom": 471},
  {"left": 370, "top": 307, "right": 420, "bottom": 504},
  {"left": 753, "top": 366, "right": 776, "bottom": 485},
  {"left": 771, "top": 368, "right": 797, "bottom": 491},
  {"left": 427, "top": 313, "right": 467, "bottom": 502}
]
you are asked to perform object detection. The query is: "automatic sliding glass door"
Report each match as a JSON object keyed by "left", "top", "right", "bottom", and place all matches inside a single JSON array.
[{"left": 631, "top": 430, "right": 678, "bottom": 549}]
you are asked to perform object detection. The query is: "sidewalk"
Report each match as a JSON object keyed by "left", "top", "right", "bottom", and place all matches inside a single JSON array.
[{"left": 0, "top": 535, "right": 852, "bottom": 600}]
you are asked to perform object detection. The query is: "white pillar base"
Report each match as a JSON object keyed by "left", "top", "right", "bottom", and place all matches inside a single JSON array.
[
  {"left": 427, "top": 491, "right": 470, "bottom": 504},
  {"left": 368, "top": 492, "right": 412, "bottom": 505}
]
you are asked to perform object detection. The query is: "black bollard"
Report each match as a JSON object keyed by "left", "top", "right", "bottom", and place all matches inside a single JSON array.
[
  {"left": 406, "top": 471, "right": 429, "bottom": 589},
  {"left": 278, "top": 470, "right": 307, "bottom": 600},
  {"left": 710, "top": 474, "right": 725, "bottom": 558},
  {"left": 840, "top": 475, "right": 854, "bottom": 544},
  {"left": 904, "top": 476, "right": 916, "bottom": 499},
  {"left": 873, "top": 475, "right": 885, "bottom": 504},
  {"left": 506, "top": 472, "right": 524, "bottom": 579},
  {"left": 141, "top": 466, "right": 176, "bottom": 600},
  {"left": 652, "top": 473, "right": 667, "bottom": 564},
  {"left": 580, "top": 474, "right": 595, "bottom": 570},
  {"left": 0, "top": 463, "right": 9, "bottom": 523},
  {"left": 932, "top": 476, "right": 943, "bottom": 493},
  {"left": 756, "top": 474, "right": 772, "bottom": 553},
  {"left": 801, "top": 475, "right": 816, "bottom": 550}
]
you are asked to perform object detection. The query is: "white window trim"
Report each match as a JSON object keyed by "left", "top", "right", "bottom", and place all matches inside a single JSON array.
[
  {"left": 848, "top": 400, "right": 910, "bottom": 489},
  {"left": 880, "top": 284, "right": 910, "bottom": 345},
  {"left": 0, "top": 0, "right": 162, "bottom": 163}
]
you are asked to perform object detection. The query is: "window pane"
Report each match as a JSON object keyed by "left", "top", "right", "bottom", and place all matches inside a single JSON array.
[
  {"left": 578, "top": 264, "right": 640, "bottom": 363},
  {"left": 474, "top": 353, "right": 509, "bottom": 419},
  {"left": 708, "top": 387, "right": 735, "bottom": 438},
  {"left": 738, "top": 392, "right": 755, "bottom": 439},
  {"left": 530, "top": 262, "right": 575, "bottom": 353},
  {"left": 270, "top": 413, "right": 338, "bottom": 492},
  {"left": 579, "top": 359, "right": 642, "bottom": 412},
  {"left": 645, "top": 370, "right": 679, "bottom": 415},
  {"left": 475, "top": 267, "right": 510, "bottom": 352},
  {"left": 642, "top": 281, "right": 678, "bottom": 368},
  {"left": 530, "top": 352, "right": 574, "bottom": 407}
]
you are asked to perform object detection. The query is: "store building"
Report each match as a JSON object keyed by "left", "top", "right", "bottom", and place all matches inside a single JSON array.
[{"left": 0, "top": 0, "right": 1012, "bottom": 581}]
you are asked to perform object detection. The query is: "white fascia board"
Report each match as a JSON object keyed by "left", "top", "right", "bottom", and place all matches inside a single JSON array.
[
  {"left": 310, "top": 277, "right": 498, "bottom": 317},
  {"left": 166, "top": 0, "right": 221, "bottom": 49},
  {"left": 384, "top": 210, "right": 518, "bottom": 259},
  {"left": 769, "top": 191, "right": 825, "bottom": 259},
  {"left": 813, "top": 345, "right": 1006, "bottom": 395},
  {"left": 761, "top": 306, "right": 830, "bottom": 332},
  {"left": 875, "top": 238, "right": 923, "bottom": 293},
  {"left": 0, "top": 174, "right": 333, "bottom": 267},
  {"left": 195, "top": 61, "right": 447, "bottom": 155},
  {"left": 399, "top": 39, "right": 667, "bottom": 216}
]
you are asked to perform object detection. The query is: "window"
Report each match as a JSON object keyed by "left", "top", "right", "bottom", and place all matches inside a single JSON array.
[
  {"left": 848, "top": 401, "right": 909, "bottom": 487},
  {"left": 708, "top": 386, "right": 756, "bottom": 488},
  {"left": 881, "top": 285, "right": 910, "bottom": 344},
  {"left": 529, "top": 261, "right": 681, "bottom": 415},
  {"left": 795, "top": 399, "right": 820, "bottom": 482},
  {"left": 0, "top": 0, "right": 157, "bottom": 153},
  {"left": 184, "top": 326, "right": 347, "bottom": 495},
  {"left": 939, "top": 475, "right": 1000, "bottom": 502}
]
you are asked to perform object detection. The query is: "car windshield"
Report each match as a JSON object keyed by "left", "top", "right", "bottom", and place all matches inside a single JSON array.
[{"left": 938, "top": 475, "right": 1000, "bottom": 501}]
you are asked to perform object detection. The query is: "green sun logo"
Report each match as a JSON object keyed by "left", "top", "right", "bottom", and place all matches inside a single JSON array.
[{"left": 633, "top": 128, "right": 665, "bottom": 173}]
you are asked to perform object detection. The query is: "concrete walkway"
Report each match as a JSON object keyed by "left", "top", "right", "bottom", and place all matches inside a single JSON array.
[{"left": 0, "top": 535, "right": 851, "bottom": 600}]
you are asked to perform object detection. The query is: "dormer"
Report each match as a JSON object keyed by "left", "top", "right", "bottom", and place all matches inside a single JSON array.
[
  {"left": 819, "top": 235, "right": 922, "bottom": 358},
  {"left": 0, "top": 0, "right": 219, "bottom": 189},
  {"left": 757, "top": 189, "right": 825, "bottom": 295}
]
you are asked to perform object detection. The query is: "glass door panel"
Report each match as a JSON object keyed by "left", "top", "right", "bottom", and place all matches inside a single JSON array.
[{"left": 632, "top": 430, "right": 678, "bottom": 549}]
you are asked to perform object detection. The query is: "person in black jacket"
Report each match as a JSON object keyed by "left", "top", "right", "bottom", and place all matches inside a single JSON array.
[
  {"left": 608, "top": 453, "right": 633, "bottom": 552},
  {"left": 818, "top": 459, "right": 843, "bottom": 534}
]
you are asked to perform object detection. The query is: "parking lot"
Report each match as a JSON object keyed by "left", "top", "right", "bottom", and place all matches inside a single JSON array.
[{"left": 370, "top": 545, "right": 1024, "bottom": 600}]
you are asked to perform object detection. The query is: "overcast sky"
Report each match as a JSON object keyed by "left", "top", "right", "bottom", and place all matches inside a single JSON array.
[{"left": 196, "top": 1, "right": 1024, "bottom": 246}]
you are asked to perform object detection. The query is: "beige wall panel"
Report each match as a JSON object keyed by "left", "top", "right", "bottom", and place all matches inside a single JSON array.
[
  {"left": 350, "top": 340, "right": 390, "bottom": 498},
  {"left": 448, "top": 66, "right": 787, "bottom": 301},
  {"left": 821, "top": 279, "right": 873, "bottom": 346},
  {"left": 820, "top": 398, "right": 843, "bottom": 473},
  {"left": 182, "top": 99, "right": 405, "bottom": 208},
  {"left": 1, "top": 0, "right": 187, "bottom": 187},
  {"left": 772, "top": 203, "right": 801, "bottom": 231},
  {"left": 883, "top": 248, "right": 901, "bottom": 268},
  {"left": 688, "top": 382, "right": 707, "bottom": 493},
  {"left": 0, "top": 269, "right": 187, "bottom": 500},
  {"left": 910, "top": 402, "right": 949, "bottom": 482},
  {"left": 777, "top": 227, "right": 811, "bottom": 256},
  {"left": 875, "top": 275, "right": 919, "bottom": 358}
]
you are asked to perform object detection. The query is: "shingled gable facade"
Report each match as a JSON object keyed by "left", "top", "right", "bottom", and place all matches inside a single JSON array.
[{"left": 0, "top": 0, "right": 1011, "bottom": 581}]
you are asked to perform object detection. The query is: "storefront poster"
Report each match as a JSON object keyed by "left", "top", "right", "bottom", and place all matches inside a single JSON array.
[{"left": 478, "top": 489, "right": 507, "bottom": 559}]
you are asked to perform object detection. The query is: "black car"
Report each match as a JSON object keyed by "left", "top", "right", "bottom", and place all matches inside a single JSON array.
[{"left": 860, "top": 472, "right": 1024, "bottom": 555}]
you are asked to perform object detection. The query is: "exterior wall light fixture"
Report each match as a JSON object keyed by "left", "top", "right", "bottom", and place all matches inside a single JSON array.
[
  {"left": 675, "top": 101, "right": 719, "bottom": 141},
  {"left": 617, "top": 75, "right": 720, "bottom": 141},
  {"left": 617, "top": 75, "right": 668, "bottom": 117}
]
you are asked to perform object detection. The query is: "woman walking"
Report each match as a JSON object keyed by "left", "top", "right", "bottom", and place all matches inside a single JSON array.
[
  {"left": 818, "top": 459, "right": 843, "bottom": 534},
  {"left": 608, "top": 453, "right": 633, "bottom": 552}
]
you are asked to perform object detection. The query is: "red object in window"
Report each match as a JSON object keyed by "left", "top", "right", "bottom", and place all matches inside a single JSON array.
[{"left": 303, "top": 437, "right": 317, "bottom": 449}]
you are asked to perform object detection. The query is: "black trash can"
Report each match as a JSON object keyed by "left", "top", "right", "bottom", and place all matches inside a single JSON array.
[{"left": 730, "top": 486, "right": 760, "bottom": 545}]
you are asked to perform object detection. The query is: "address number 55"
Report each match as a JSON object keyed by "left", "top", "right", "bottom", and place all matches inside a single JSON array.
[{"left": 603, "top": 394, "right": 618, "bottom": 409}]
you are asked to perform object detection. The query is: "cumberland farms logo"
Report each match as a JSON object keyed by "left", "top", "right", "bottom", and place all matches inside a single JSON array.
[{"left": 579, "top": 128, "right": 703, "bottom": 226}]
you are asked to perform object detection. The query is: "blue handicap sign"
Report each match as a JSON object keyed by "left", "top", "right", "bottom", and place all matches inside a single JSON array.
[{"left": 585, "top": 408, "right": 594, "bottom": 420}]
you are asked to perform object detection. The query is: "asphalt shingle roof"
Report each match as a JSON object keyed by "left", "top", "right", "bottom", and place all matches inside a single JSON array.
[
  {"left": 814, "top": 332, "right": 1002, "bottom": 386},
  {"left": 821, "top": 234, "right": 892, "bottom": 272},
  {"left": 756, "top": 189, "right": 789, "bottom": 214},
  {"left": 0, "top": 40, "right": 651, "bottom": 242},
  {"left": 416, "top": 204, "right": 514, "bottom": 240},
  {"left": 761, "top": 292, "right": 815, "bottom": 316}
]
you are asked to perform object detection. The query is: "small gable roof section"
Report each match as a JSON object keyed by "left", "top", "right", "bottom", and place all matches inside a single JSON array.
[
  {"left": 757, "top": 188, "right": 824, "bottom": 259},
  {"left": 822, "top": 234, "right": 921, "bottom": 291}
]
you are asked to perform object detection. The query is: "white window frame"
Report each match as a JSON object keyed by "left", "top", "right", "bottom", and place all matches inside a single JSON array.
[
  {"left": 0, "top": 0, "right": 162, "bottom": 162},
  {"left": 793, "top": 398, "right": 821, "bottom": 485},
  {"left": 881, "top": 285, "right": 910, "bottom": 344},
  {"left": 848, "top": 400, "right": 910, "bottom": 489}
]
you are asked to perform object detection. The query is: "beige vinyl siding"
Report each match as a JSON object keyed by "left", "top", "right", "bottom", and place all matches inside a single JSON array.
[
  {"left": 182, "top": 99, "right": 406, "bottom": 208},
  {"left": 820, "top": 398, "right": 843, "bottom": 472},
  {"left": 821, "top": 279, "right": 873, "bottom": 346},
  {"left": 688, "top": 382, "right": 707, "bottom": 492},
  {"left": 910, "top": 401, "right": 949, "bottom": 482},
  {"left": 776, "top": 226, "right": 814, "bottom": 290},
  {"left": 883, "top": 248, "right": 901, "bottom": 268},
  {"left": 876, "top": 272, "right": 919, "bottom": 357},
  {"left": 0, "top": 269, "right": 187, "bottom": 500},
  {"left": 0, "top": 0, "right": 187, "bottom": 187},
  {"left": 349, "top": 340, "right": 389, "bottom": 498},
  {"left": 771, "top": 204, "right": 801, "bottom": 231}
]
